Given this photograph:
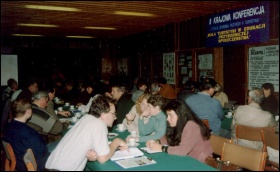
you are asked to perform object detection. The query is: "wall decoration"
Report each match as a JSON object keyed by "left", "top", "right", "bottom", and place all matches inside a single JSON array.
[{"left": 163, "top": 52, "right": 175, "bottom": 84}]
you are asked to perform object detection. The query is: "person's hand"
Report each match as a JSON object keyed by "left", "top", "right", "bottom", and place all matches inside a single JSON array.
[
  {"left": 147, "top": 140, "right": 162, "bottom": 151},
  {"left": 126, "top": 113, "right": 136, "bottom": 124},
  {"left": 141, "top": 109, "right": 150, "bottom": 117},
  {"left": 118, "top": 139, "right": 129, "bottom": 152},
  {"left": 86, "top": 149, "right": 98, "bottom": 161},
  {"left": 58, "top": 111, "right": 71, "bottom": 117}
]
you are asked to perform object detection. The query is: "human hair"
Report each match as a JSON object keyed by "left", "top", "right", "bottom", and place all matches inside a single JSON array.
[
  {"left": 32, "top": 91, "right": 49, "bottom": 101},
  {"left": 11, "top": 98, "right": 31, "bottom": 118},
  {"left": 7, "top": 78, "right": 17, "bottom": 87},
  {"left": 89, "top": 95, "right": 114, "bottom": 118},
  {"left": 262, "top": 82, "right": 275, "bottom": 93},
  {"left": 147, "top": 94, "right": 166, "bottom": 110},
  {"left": 150, "top": 82, "right": 159, "bottom": 94},
  {"left": 24, "top": 77, "right": 37, "bottom": 88},
  {"left": 248, "top": 87, "right": 264, "bottom": 104},
  {"left": 135, "top": 93, "right": 152, "bottom": 113},
  {"left": 164, "top": 99, "right": 210, "bottom": 146},
  {"left": 201, "top": 78, "right": 216, "bottom": 91},
  {"left": 136, "top": 77, "right": 147, "bottom": 89},
  {"left": 157, "top": 77, "right": 167, "bottom": 85}
]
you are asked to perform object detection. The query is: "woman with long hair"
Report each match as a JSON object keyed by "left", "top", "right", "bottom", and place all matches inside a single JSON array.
[{"left": 146, "top": 99, "right": 213, "bottom": 162}]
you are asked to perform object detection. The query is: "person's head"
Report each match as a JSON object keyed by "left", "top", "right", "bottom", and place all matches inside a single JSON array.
[
  {"left": 147, "top": 94, "right": 166, "bottom": 116},
  {"left": 200, "top": 78, "right": 217, "bottom": 96},
  {"left": 131, "top": 90, "right": 144, "bottom": 103},
  {"left": 136, "top": 78, "right": 148, "bottom": 91},
  {"left": 25, "top": 77, "right": 38, "bottom": 93},
  {"left": 45, "top": 86, "right": 56, "bottom": 101},
  {"left": 11, "top": 98, "right": 32, "bottom": 121},
  {"left": 248, "top": 87, "right": 264, "bottom": 104},
  {"left": 214, "top": 83, "right": 222, "bottom": 96},
  {"left": 149, "top": 82, "right": 160, "bottom": 95},
  {"left": 32, "top": 91, "right": 49, "bottom": 109},
  {"left": 164, "top": 99, "right": 210, "bottom": 146},
  {"left": 86, "top": 82, "right": 95, "bottom": 95},
  {"left": 136, "top": 93, "right": 152, "bottom": 114},
  {"left": 7, "top": 78, "right": 18, "bottom": 91},
  {"left": 89, "top": 95, "right": 116, "bottom": 127},
  {"left": 65, "top": 80, "right": 74, "bottom": 91},
  {"left": 111, "top": 84, "right": 126, "bottom": 101},
  {"left": 157, "top": 77, "right": 167, "bottom": 87},
  {"left": 261, "top": 83, "right": 274, "bottom": 98}
]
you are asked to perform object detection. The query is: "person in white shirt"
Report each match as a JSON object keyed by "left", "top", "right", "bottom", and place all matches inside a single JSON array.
[{"left": 45, "top": 95, "right": 128, "bottom": 171}]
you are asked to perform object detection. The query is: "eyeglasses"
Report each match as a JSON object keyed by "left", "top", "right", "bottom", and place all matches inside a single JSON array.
[{"left": 109, "top": 112, "right": 117, "bottom": 119}]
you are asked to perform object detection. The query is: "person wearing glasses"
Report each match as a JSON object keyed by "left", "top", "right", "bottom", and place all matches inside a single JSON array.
[{"left": 45, "top": 95, "right": 128, "bottom": 171}]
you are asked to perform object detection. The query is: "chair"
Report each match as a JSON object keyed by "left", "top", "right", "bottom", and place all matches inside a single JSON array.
[
  {"left": 23, "top": 149, "right": 37, "bottom": 171},
  {"left": 209, "top": 134, "right": 232, "bottom": 157},
  {"left": 2, "top": 140, "right": 16, "bottom": 171},
  {"left": 221, "top": 142, "right": 267, "bottom": 171},
  {"left": 261, "top": 130, "right": 279, "bottom": 171},
  {"left": 235, "top": 124, "right": 275, "bottom": 151}
]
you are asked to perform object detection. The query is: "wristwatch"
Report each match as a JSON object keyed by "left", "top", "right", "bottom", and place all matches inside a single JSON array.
[{"left": 161, "top": 145, "right": 169, "bottom": 153}]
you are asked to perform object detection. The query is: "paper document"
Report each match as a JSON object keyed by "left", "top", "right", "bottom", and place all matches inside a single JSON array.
[
  {"left": 111, "top": 147, "right": 144, "bottom": 161},
  {"left": 115, "top": 156, "right": 156, "bottom": 169},
  {"left": 140, "top": 147, "right": 162, "bottom": 154}
]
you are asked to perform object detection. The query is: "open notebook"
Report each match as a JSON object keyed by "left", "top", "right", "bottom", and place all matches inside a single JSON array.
[{"left": 110, "top": 147, "right": 144, "bottom": 161}]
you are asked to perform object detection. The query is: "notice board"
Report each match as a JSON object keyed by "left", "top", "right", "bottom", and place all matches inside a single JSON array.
[
  {"left": 163, "top": 52, "right": 175, "bottom": 85},
  {"left": 248, "top": 45, "right": 279, "bottom": 92}
]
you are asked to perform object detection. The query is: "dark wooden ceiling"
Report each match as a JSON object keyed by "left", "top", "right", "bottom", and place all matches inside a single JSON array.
[{"left": 1, "top": 1, "right": 260, "bottom": 39}]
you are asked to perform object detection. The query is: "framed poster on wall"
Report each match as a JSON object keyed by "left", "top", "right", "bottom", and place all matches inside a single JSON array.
[
  {"left": 163, "top": 52, "right": 175, "bottom": 85},
  {"left": 248, "top": 45, "right": 279, "bottom": 92}
]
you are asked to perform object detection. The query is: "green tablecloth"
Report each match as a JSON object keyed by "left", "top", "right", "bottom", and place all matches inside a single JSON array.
[{"left": 84, "top": 128, "right": 218, "bottom": 171}]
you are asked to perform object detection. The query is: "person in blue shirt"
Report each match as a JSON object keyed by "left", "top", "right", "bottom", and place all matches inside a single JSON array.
[
  {"left": 185, "top": 78, "right": 230, "bottom": 138},
  {"left": 2, "top": 98, "right": 49, "bottom": 171}
]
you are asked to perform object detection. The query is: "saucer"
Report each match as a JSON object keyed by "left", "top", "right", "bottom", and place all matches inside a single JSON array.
[
  {"left": 127, "top": 143, "right": 139, "bottom": 147},
  {"left": 225, "top": 115, "right": 232, "bottom": 118},
  {"left": 108, "top": 133, "right": 119, "bottom": 138}
]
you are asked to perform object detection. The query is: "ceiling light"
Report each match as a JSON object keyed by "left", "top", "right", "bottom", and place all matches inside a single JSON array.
[
  {"left": 65, "top": 36, "right": 95, "bottom": 38},
  {"left": 12, "top": 34, "right": 43, "bottom": 37},
  {"left": 84, "top": 26, "right": 116, "bottom": 30},
  {"left": 24, "top": 5, "right": 81, "bottom": 12},
  {"left": 113, "top": 11, "right": 155, "bottom": 17},
  {"left": 17, "top": 23, "right": 58, "bottom": 27}
]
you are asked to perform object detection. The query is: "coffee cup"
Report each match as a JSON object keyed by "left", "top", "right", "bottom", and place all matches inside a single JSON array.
[
  {"left": 75, "top": 112, "right": 81, "bottom": 118},
  {"left": 55, "top": 110, "right": 58, "bottom": 114},
  {"left": 54, "top": 97, "right": 59, "bottom": 101},
  {"left": 70, "top": 105, "right": 75, "bottom": 109},
  {"left": 118, "top": 124, "right": 125, "bottom": 131},
  {"left": 275, "top": 115, "right": 279, "bottom": 122},
  {"left": 72, "top": 116, "right": 78, "bottom": 123},
  {"left": 227, "top": 112, "right": 232, "bottom": 117},
  {"left": 129, "top": 138, "right": 136, "bottom": 147},
  {"left": 131, "top": 131, "right": 137, "bottom": 137},
  {"left": 58, "top": 107, "right": 63, "bottom": 111},
  {"left": 65, "top": 102, "right": 70, "bottom": 106}
]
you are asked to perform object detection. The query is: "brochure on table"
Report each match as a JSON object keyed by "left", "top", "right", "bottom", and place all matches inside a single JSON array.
[{"left": 111, "top": 147, "right": 156, "bottom": 169}]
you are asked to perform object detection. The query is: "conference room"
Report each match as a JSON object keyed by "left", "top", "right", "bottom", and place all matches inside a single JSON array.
[{"left": 1, "top": 1, "right": 279, "bottom": 171}]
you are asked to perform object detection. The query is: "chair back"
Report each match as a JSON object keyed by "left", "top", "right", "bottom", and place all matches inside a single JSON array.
[
  {"left": 23, "top": 148, "right": 37, "bottom": 171},
  {"left": 235, "top": 124, "right": 275, "bottom": 151},
  {"left": 210, "top": 134, "right": 232, "bottom": 156},
  {"left": 221, "top": 142, "right": 267, "bottom": 171},
  {"left": 261, "top": 130, "right": 279, "bottom": 170},
  {"left": 2, "top": 140, "right": 16, "bottom": 171}
]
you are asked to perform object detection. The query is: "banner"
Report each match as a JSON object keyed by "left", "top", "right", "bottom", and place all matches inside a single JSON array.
[{"left": 206, "top": 2, "right": 269, "bottom": 47}]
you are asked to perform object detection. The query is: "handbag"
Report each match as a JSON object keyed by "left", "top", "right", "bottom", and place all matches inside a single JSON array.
[{"left": 205, "top": 157, "right": 242, "bottom": 171}]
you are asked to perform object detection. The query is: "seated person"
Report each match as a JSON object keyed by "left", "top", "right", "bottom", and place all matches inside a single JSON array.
[
  {"left": 177, "top": 80, "right": 199, "bottom": 101},
  {"left": 45, "top": 95, "right": 128, "bottom": 171},
  {"left": 2, "top": 98, "right": 49, "bottom": 171},
  {"left": 231, "top": 87, "right": 278, "bottom": 150},
  {"left": 131, "top": 77, "right": 148, "bottom": 103},
  {"left": 127, "top": 94, "right": 167, "bottom": 142},
  {"left": 213, "top": 83, "right": 228, "bottom": 108},
  {"left": 27, "top": 91, "right": 67, "bottom": 141},
  {"left": 260, "top": 82, "right": 279, "bottom": 116},
  {"left": 110, "top": 83, "right": 134, "bottom": 126},
  {"left": 185, "top": 78, "right": 229, "bottom": 138},
  {"left": 157, "top": 77, "right": 177, "bottom": 100},
  {"left": 16, "top": 77, "right": 38, "bottom": 102},
  {"left": 146, "top": 99, "right": 213, "bottom": 163},
  {"left": 74, "top": 80, "right": 92, "bottom": 106},
  {"left": 149, "top": 82, "right": 160, "bottom": 95},
  {"left": 122, "top": 93, "right": 151, "bottom": 133},
  {"left": 61, "top": 80, "right": 79, "bottom": 105}
]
